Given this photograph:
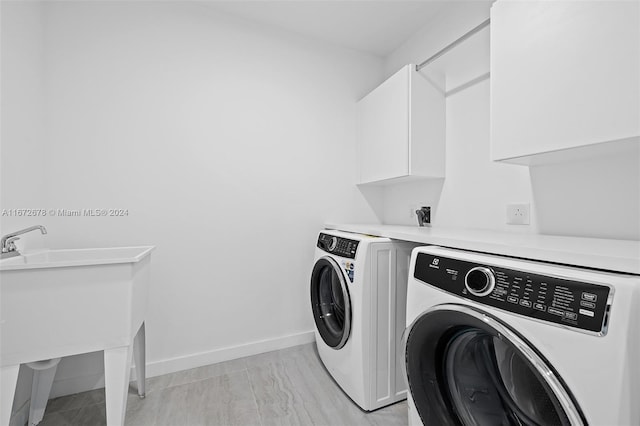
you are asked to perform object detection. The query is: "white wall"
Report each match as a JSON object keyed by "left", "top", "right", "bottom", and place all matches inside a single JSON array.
[
  {"left": 379, "top": 1, "right": 535, "bottom": 232},
  {"left": 530, "top": 151, "right": 640, "bottom": 240},
  {"left": 0, "top": 1, "right": 48, "bottom": 244},
  {"left": 377, "top": 1, "right": 639, "bottom": 240},
  {"left": 2, "top": 0, "right": 384, "bottom": 403},
  {"left": 0, "top": 2, "right": 47, "bottom": 423},
  {"left": 382, "top": 79, "right": 535, "bottom": 233}
]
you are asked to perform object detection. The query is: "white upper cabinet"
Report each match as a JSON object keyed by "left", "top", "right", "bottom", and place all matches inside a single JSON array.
[
  {"left": 490, "top": 0, "right": 640, "bottom": 165},
  {"left": 357, "top": 64, "right": 445, "bottom": 184}
]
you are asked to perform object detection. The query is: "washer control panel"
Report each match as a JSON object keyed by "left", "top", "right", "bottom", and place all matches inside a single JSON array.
[
  {"left": 317, "top": 233, "right": 359, "bottom": 259},
  {"left": 414, "top": 252, "right": 612, "bottom": 334}
]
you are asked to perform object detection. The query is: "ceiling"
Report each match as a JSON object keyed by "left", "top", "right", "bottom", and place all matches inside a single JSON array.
[{"left": 203, "top": 1, "right": 458, "bottom": 57}]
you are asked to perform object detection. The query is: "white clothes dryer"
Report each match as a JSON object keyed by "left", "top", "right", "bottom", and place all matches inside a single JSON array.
[
  {"left": 310, "top": 230, "right": 419, "bottom": 411},
  {"left": 404, "top": 246, "right": 640, "bottom": 425}
]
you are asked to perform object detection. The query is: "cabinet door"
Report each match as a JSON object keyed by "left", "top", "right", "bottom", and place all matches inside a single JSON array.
[
  {"left": 358, "top": 66, "right": 410, "bottom": 183},
  {"left": 491, "top": 0, "right": 640, "bottom": 162}
]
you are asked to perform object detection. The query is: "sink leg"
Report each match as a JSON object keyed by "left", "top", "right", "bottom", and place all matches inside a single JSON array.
[
  {"left": 104, "top": 345, "right": 133, "bottom": 426},
  {"left": 1, "top": 364, "right": 20, "bottom": 426},
  {"left": 28, "top": 359, "right": 61, "bottom": 426},
  {"left": 133, "top": 322, "right": 146, "bottom": 398}
]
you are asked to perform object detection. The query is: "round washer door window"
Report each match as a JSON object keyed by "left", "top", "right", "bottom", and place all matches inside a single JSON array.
[
  {"left": 310, "top": 256, "right": 351, "bottom": 349},
  {"left": 404, "top": 304, "right": 586, "bottom": 426}
]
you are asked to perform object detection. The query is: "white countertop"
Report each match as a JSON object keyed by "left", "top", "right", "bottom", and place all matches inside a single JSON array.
[{"left": 325, "top": 223, "right": 640, "bottom": 275}]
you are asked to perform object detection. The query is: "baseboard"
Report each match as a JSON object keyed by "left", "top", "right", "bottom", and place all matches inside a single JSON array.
[
  {"left": 139, "top": 330, "right": 316, "bottom": 378},
  {"left": 49, "top": 373, "right": 105, "bottom": 399},
  {"left": 49, "top": 330, "right": 316, "bottom": 397},
  {"left": 9, "top": 399, "right": 29, "bottom": 426}
]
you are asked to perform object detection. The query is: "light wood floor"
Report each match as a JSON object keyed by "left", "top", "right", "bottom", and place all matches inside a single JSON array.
[{"left": 39, "top": 343, "right": 408, "bottom": 426}]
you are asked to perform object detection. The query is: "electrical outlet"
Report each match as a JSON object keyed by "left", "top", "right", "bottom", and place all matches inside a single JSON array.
[{"left": 506, "top": 203, "right": 530, "bottom": 225}]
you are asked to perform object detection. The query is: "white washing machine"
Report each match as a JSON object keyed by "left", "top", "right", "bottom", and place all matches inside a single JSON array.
[
  {"left": 310, "top": 230, "right": 419, "bottom": 411},
  {"left": 404, "top": 246, "right": 640, "bottom": 425}
]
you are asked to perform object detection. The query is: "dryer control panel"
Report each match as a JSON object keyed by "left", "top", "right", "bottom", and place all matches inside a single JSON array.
[
  {"left": 317, "top": 233, "right": 359, "bottom": 259},
  {"left": 414, "top": 252, "right": 612, "bottom": 334}
]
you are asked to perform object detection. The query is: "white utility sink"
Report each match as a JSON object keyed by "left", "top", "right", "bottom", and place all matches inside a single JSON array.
[{"left": 0, "top": 246, "right": 154, "bottom": 426}]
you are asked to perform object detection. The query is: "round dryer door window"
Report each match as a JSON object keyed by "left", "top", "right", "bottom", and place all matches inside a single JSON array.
[
  {"left": 310, "top": 256, "right": 351, "bottom": 349},
  {"left": 404, "top": 304, "right": 586, "bottom": 426}
]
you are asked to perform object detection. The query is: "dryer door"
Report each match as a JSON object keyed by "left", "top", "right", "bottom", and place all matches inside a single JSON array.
[
  {"left": 404, "top": 304, "right": 585, "bottom": 426},
  {"left": 310, "top": 256, "right": 351, "bottom": 349}
]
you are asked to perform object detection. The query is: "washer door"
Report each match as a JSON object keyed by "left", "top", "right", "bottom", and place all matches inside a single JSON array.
[
  {"left": 404, "top": 304, "right": 585, "bottom": 426},
  {"left": 310, "top": 256, "right": 351, "bottom": 349}
]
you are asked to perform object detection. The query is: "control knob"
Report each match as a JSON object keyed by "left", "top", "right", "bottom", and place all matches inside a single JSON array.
[
  {"left": 465, "top": 266, "right": 495, "bottom": 297},
  {"left": 326, "top": 236, "right": 337, "bottom": 251}
]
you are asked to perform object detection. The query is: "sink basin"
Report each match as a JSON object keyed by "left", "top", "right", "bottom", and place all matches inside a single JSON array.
[
  {"left": 0, "top": 246, "right": 154, "bottom": 270},
  {"left": 1, "top": 245, "right": 154, "bottom": 426},
  {"left": 0, "top": 245, "right": 154, "bottom": 365}
]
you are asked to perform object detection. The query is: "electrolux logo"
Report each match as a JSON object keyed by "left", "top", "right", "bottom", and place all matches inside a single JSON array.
[{"left": 429, "top": 257, "right": 440, "bottom": 269}]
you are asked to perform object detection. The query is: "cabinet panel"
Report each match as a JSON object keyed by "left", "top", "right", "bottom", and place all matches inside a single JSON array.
[
  {"left": 358, "top": 67, "right": 410, "bottom": 183},
  {"left": 491, "top": 0, "right": 640, "bottom": 163},
  {"left": 357, "top": 65, "right": 445, "bottom": 185},
  {"left": 410, "top": 72, "right": 445, "bottom": 178}
]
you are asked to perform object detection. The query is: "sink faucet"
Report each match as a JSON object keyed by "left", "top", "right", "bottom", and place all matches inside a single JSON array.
[{"left": 1, "top": 225, "right": 47, "bottom": 259}]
